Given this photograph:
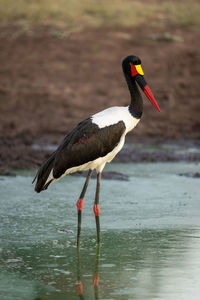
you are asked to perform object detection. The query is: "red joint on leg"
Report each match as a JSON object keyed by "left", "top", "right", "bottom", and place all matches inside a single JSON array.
[
  {"left": 93, "top": 204, "right": 100, "bottom": 216},
  {"left": 93, "top": 273, "right": 100, "bottom": 286},
  {"left": 76, "top": 198, "right": 83, "bottom": 211}
]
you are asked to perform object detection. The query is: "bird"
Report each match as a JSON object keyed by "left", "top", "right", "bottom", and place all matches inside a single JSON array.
[{"left": 33, "top": 55, "right": 160, "bottom": 246}]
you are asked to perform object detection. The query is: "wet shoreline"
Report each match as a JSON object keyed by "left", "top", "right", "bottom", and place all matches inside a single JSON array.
[{"left": 0, "top": 136, "right": 199, "bottom": 178}]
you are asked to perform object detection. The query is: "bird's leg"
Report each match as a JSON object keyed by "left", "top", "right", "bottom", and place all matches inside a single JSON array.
[
  {"left": 93, "top": 172, "right": 101, "bottom": 244},
  {"left": 77, "top": 170, "right": 92, "bottom": 247},
  {"left": 76, "top": 248, "right": 83, "bottom": 297},
  {"left": 93, "top": 244, "right": 100, "bottom": 299}
]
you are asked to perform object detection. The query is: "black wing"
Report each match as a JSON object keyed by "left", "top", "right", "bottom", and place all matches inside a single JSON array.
[
  {"left": 53, "top": 118, "right": 126, "bottom": 178},
  {"left": 33, "top": 151, "right": 56, "bottom": 192}
]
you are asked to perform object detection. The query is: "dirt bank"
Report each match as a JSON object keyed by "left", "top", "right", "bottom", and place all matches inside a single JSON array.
[{"left": 0, "top": 25, "right": 199, "bottom": 169}]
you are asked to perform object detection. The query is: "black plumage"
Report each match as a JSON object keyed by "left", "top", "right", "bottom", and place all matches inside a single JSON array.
[
  {"left": 33, "top": 152, "right": 55, "bottom": 192},
  {"left": 34, "top": 118, "right": 126, "bottom": 192}
]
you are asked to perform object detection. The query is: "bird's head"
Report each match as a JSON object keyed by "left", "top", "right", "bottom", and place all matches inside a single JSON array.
[{"left": 122, "top": 55, "right": 160, "bottom": 112}]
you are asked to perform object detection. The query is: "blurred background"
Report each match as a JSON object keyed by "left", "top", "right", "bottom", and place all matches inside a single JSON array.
[
  {"left": 1, "top": 2, "right": 200, "bottom": 299},
  {"left": 0, "top": 0, "right": 200, "bottom": 169}
]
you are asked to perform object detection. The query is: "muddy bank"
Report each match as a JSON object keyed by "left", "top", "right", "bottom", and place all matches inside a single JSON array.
[
  {"left": 1, "top": 25, "right": 200, "bottom": 139},
  {"left": 0, "top": 25, "right": 200, "bottom": 170},
  {"left": 0, "top": 132, "right": 200, "bottom": 175}
]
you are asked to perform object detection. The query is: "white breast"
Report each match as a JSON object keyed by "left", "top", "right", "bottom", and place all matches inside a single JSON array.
[{"left": 91, "top": 106, "right": 140, "bottom": 133}]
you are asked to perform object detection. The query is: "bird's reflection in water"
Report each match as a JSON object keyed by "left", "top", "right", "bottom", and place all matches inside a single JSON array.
[{"left": 76, "top": 245, "right": 100, "bottom": 300}]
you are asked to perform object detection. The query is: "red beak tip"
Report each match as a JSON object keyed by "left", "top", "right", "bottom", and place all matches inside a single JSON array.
[{"left": 144, "top": 85, "right": 160, "bottom": 113}]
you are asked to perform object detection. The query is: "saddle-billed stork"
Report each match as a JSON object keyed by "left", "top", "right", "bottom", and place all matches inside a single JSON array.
[{"left": 33, "top": 55, "right": 160, "bottom": 246}]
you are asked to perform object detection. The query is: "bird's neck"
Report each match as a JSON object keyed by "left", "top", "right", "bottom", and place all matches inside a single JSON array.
[{"left": 125, "top": 74, "right": 143, "bottom": 119}]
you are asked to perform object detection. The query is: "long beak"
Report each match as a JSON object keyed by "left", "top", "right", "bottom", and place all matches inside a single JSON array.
[{"left": 135, "top": 75, "right": 160, "bottom": 112}]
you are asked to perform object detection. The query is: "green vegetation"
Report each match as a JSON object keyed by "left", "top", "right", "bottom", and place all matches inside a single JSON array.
[{"left": 0, "top": 0, "right": 199, "bottom": 29}]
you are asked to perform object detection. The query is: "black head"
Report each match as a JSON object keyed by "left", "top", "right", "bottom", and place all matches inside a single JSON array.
[
  {"left": 122, "top": 55, "right": 142, "bottom": 76},
  {"left": 122, "top": 55, "right": 160, "bottom": 112}
]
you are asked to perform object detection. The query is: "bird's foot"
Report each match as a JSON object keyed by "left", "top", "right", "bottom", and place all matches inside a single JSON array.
[
  {"left": 76, "top": 280, "right": 83, "bottom": 295},
  {"left": 93, "top": 273, "right": 100, "bottom": 286}
]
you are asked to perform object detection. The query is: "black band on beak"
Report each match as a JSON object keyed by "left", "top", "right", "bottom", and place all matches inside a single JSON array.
[
  {"left": 135, "top": 74, "right": 160, "bottom": 112},
  {"left": 135, "top": 74, "right": 147, "bottom": 91}
]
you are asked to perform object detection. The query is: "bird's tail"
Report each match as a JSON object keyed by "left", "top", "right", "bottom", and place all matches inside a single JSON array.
[{"left": 33, "top": 152, "right": 56, "bottom": 193}]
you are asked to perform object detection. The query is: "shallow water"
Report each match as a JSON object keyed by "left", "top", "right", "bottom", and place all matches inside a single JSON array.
[{"left": 0, "top": 162, "right": 200, "bottom": 300}]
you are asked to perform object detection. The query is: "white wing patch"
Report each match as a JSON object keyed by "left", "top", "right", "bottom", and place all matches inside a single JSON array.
[{"left": 91, "top": 106, "right": 140, "bottom": 133}]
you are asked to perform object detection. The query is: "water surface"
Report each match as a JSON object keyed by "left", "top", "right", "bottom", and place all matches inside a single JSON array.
[{"left": 0, "top": 162, "right": 200, "bottom": 300}]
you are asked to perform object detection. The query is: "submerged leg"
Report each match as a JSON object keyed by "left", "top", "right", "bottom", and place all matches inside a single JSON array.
[
  {"left": 76, "top": 248, "right": 83, "bottom": 297},
  {"left": 93, "top": 244, "right": 100, "bottom": 299},
  {"left": 93, "top": 172, "right": 101, "bottom": 244},
  {"left": 77, "top": 170, "right": 92, "bottom": 247}
]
